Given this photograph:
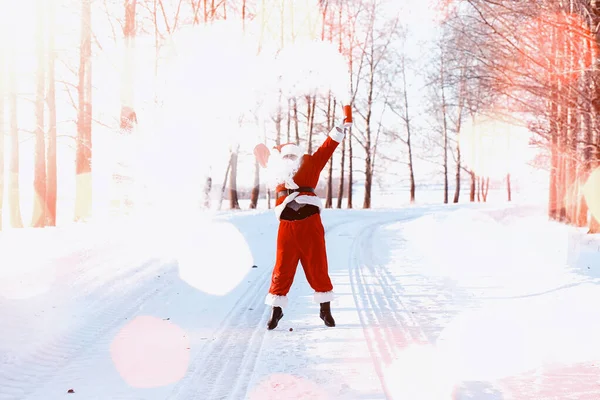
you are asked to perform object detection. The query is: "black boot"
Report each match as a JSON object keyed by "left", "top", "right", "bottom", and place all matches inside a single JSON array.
[
  {"left": 319, "top": 302, "right": 335, "bottom": 327},
  {"left": 267, "top": 306, "right": 284, "bottom": 330}
]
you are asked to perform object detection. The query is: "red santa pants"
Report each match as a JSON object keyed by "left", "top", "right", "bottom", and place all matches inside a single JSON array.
[{"left": 267, "top": 213, "right": 334, "bottom": 307}]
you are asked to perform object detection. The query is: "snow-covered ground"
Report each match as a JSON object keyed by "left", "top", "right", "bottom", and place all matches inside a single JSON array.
[{"left": 0, "top": 201, "right": 598, "bottom": 400}]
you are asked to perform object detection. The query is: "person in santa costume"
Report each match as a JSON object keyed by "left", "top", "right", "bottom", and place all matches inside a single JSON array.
[{"left": 254, "top": 115, "right": 352, "bottom": 330}]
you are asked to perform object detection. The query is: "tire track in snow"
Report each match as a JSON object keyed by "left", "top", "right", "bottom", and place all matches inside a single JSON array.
[
  {"left": 348, "top": 214, "right": 433, "bottom": 399},
  {"left": 166, "top": 249, "right": 273, "bottom": 400},
  {"left": 167, "top": 215, "right": 359, "bottom": 400},
  {"left": 0, "top": 258, "right": 175, "bottom": 400}
]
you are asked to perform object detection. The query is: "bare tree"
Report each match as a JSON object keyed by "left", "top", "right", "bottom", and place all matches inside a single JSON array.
[
  {"left": 353, "top": 0, "right": 398, "bottom": 208},
  {"left": 249, "top": 159, "right": 260, "bottom": 209},
  {"left": 75, "top": 0, "right": 93, "bottom": 221},
  {"left": 457, "top": 0, "right": 600, "bottom": 231},
  {"left": 324, "top": 93, "right": 335, "bottom": 208},
  {"left": 452, "top": 66, "right": 467, "bottom": 203},
  {"left": 46, "top": 0, "right": 58, "bottom": 226},
  {"left": 229, "top": 146, "right": 240, "bottom": 209},
  {"left": 120, "top": 0, "right": 138, "bottom": 133},
  {"left": 305, "top": 95, "right": 317, "bottom": 154},
  {"left": 32, "top": 0, "right": 47, "bottom": 227}
]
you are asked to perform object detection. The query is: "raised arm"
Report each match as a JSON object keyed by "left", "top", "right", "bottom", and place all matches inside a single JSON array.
[{"left": 311, "top": 126, "right": 346, "bottom": 173}]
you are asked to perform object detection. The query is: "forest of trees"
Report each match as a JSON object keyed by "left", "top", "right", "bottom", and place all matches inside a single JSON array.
[{"left": 0, "top": 0, "right": 598, "bottom": 233}]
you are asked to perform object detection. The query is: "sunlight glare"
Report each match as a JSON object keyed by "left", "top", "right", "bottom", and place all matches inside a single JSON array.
[
  {"left": 110, "top": 315, "right": 190, "bottom": 388},
  {"left": 382, "top": 344, "right": 454, "bottom": 399},
  {"left": 460, "top": 113, "right": 532, "bottom": 179},
  {"left": 436, "top": 303, "right": 547, "bottom": 382},
  {"left": 176, "top": 220, "right": 254, "bottom": 296},
  {"left": 151, "top": 18, "right": 350, "bottom": 203},
  {"left": 276, "top": 39, "right": 350, "bottom": 102}
]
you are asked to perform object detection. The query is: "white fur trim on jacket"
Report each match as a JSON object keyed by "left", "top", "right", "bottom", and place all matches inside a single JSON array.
[
  {"left": 274, "top": 193, "right": 323, "bottom": 220},
  {"left": 329, "top": 126, "right": 345, "bottom": 143},
  {"left": 314, "top": 291, "right": 335, "bottom": 303},
  {"left": 265, "top": 293, "right": 288, "bottom": 308},
  {"left": 284, "top": 179, "right": 299, "bottom": 190}
]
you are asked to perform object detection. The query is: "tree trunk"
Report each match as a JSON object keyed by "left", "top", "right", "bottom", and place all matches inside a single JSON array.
[
  {"left": 405, "top": 115, "right": 416, "bottom": 204},
  {"left": 229, "top": 147, "right": 240, "bottom": 209},
  {"left": 306, "top": 95, "right": 316, "bottom": 154},
  {"left": 249, "top": 159, "right": 260, "bottom": 209},
  {"left": 363, "top": 157, "right": 372, "bottom": 209},
  {"left": 32, "top": 0, "right": 47, "bottom": 228},
  {"left": 548, "top": 24, "right": 559, "bottom": 220},
  {"left": 453, "top": 146, "right": 461, "bottom": 203},
  {"left": 347, "top": 127, "right": 353, "bottom": 209},
  {"left": 75, "top": 0, "right": 93, "bottom": 221},
  {"left": 219, "top": 154, "right": 231, "bottom": 210},
  {"left": 325, "top": 95, "right": 334, "bottom": 208},
  {"left": 440, "top": 54, "right": 449, "bottom": 204},
  {"left": 203, "top": 175, "right": 212, "bottom": 208},
  {"left": 564, "top": 22, "right": 577, "bottom": 224},
  {"left": 452, "top": 66, "right": 466, "bottom": 204},
  {"left": 46, "top": 0, "right": 57, "bottom": 227},
  {"left": 335, "top": 1, "right": 344, "bottom": 209},
  {"left": 556, "top": 22, "right": 569, "bottom": 223},
  {"left": 481, "top": 176, "right": 490, "bottom": 202},
  {"left": 400, "top": 54, "right": 416, "bottom": 204},
  {"left": 120, "top": 0, "right": 137, "bottom": 133},
  {"left": 363, "top": 61, "right": 375, "bottom": 209},
  {"left": 241, "top": 0, "right": 246, "bottom": 31},
  {"left": 557, "top": 108, "right": 568, "bottom": 222},
  {"left": 579, "top": 32, "right": 593, "bottom": 228},
  {"left": 336, "top": 135, "right": 345, "bottom": 208},
  {"left": 588, "top": 0, "right": 600, "bottom": 232},
  {"left": 506, "top": 173, "right": 512, "bottom": 202},
  {"left": 469, "top": 171, "right": 476, "bottom": 202}
]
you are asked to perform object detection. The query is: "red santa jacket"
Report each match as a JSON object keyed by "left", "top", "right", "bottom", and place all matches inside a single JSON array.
[{"left": 272, "top": 127, "right": 345, "bottom": 220}]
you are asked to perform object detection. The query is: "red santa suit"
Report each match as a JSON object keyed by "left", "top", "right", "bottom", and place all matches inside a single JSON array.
[{"left": 263, "top": 126, "right": 346, "bottom": 309}]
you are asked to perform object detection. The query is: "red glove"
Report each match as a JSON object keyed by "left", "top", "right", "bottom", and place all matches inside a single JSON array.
[{"left": 254, "top": 143, "right": 271, "bottom": 168}]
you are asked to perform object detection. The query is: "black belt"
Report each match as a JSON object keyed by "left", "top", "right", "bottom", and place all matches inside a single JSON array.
[{"left": 276, "top": 187, "right": 314, "bottom": 199}]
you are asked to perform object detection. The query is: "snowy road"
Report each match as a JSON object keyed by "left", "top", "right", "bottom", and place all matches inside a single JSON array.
[{"left": 1, "top": 204, "right": 599, "bottom": 399}]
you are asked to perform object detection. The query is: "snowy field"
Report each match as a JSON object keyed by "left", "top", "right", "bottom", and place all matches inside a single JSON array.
[{"left": 0, "top": 198, "right": 599, "bottom": 399}]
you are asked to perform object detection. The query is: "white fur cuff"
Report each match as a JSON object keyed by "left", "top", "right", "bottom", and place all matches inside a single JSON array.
[
  {"left": 314, "top": 291, "right": 335, "bottom": 303},
  {"left": 329, "top": 126, "right": 345, "bottom": 143},
  {"left": 265, "top": 293, "right": 288, "bottom": 308}
]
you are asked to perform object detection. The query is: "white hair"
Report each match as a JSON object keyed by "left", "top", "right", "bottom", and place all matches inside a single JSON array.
[{"left": 264, "top": 145, "right": 304, "bottom": 189}]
